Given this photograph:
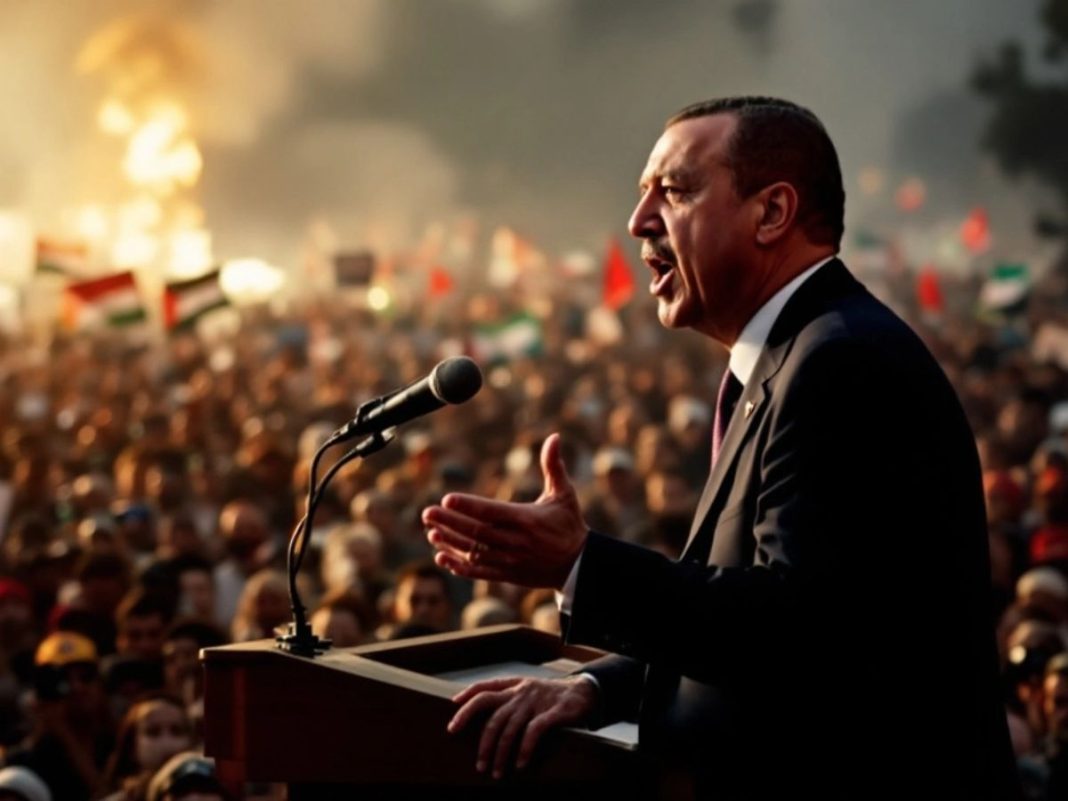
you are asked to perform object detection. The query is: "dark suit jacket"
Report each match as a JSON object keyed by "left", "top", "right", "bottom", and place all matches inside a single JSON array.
[{"left": 567, "top": 260, "right": 1020, "bottom": 799}]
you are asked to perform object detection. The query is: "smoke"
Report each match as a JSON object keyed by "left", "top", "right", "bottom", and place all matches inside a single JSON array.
[{"left": 0, "top": 0, "right": 1054, "bottom": 269}]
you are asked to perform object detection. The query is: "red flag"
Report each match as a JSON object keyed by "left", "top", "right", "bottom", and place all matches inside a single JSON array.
[
  {"left": 916, "top": 265, "right": 944, "bottom": 315},
  {"left": 961, "top": 208, "right": 991, "bottom": 254},
  {"left": 428, "top": 264, "right": 454, "bottom": 298},
  {"left": 602, "top": 238, "right": 635, "bottom": 310}
]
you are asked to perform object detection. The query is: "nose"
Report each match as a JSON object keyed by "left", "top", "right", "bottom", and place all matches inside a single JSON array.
[{"left": 628, "top": 189, "right": 664, "bottom": 241}]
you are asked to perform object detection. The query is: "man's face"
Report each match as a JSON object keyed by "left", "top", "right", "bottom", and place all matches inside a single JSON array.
[
  {"left": 118, "top": 613, "right": 166, "bottom": 659},
  {"left": 395, "top": 577, "right": 451, "bottom": 631},
  {"left": 178, "top": 570, "right": 215, "bottom": 620},
  {"left": 629, "top": 114, "right": 763, "bottom": 344}
]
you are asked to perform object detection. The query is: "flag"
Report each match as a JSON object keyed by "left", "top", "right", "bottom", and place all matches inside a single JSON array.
[
  {"left": 979, "top": 263, "right": 1030, "bottom": 316},
  {"left": 63, "top": 271, "right": 146, "bottom": 330},
  {"left": 428, "top": 265, "right": 454, "bottom": 298},
  {"left": 915, "top": 265, "right": 944, "bottom": 316},
  {"left": 163, "top": 269, "right": 228, "bottom": 330},
  {"left": 602, "top": 238, "right": 635, "bottom": 310},
  {"left": 961, "top": 208, "right": 991, "bottom": 254},
  {"left": 471, "top": 313, "right": 543, "bottom": 364},
  {"left": 849, "top": 230, "right": 890, "bottom": 274},
  {"left": 36, "top": 238, "right": 88, "bottom": 277}
]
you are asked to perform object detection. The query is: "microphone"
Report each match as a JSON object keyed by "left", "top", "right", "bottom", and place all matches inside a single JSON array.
[{"left": 335, "top": 357, "right": 483, "bottom": 441}]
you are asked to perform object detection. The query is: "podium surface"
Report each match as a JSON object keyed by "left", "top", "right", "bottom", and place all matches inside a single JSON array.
[{"left": 202, "top": 625, "right": 655, "bottom": 799}]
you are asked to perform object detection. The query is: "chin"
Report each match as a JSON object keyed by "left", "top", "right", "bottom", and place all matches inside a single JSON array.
[{"left": 657, "top": 300, "right": 695, "bottom": 330}]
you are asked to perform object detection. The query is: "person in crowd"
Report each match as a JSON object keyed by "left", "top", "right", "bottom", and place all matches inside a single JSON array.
[
  {"left": 309, "top": 590, "right": 372, "bottom": 648},
  {"left": 379, "top": 561, "right": 453, "bottom": 639},
  {"left": 145, "top": 752, "right": 228, "bottom": 801},
  {"left": 166, "top": 556, "right": 216, "bottom": 627},
  {"left": 114, "top": 591, "right": 171, "bottom": 662},
  {"left": 212, "top": 502, "right": 274, "bottom": 627},
  {"left": 99, "top": 693, "right": 192, "bottom": 801},
  {"left": 229, "top": 570, "right": 289, "bottom": 643},
  {"left": 5, "top": 632, "right": 113, "bottom": 801}
]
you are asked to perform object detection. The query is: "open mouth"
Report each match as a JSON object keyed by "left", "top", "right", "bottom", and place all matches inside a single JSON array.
[{"left": 644, "top": 254, "right": 676, "bottom": 295}]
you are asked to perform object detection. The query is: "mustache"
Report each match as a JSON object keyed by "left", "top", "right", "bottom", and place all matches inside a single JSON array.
[{"left": 641, "top": 239, "right": 676, "bottom": 264}]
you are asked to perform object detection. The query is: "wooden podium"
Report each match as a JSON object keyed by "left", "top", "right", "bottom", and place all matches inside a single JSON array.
[{"left": 202, "top": 625, "right": 657, "bottom": 800}]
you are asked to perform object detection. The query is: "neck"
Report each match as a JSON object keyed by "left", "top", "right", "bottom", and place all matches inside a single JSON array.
[{"left": 720, "top": 245, "right": 836, "bottom": 349}]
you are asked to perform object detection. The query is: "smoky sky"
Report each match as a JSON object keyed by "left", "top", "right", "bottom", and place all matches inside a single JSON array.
[{"left": 0, "top": 0, "right": 1052, "bottom": 269}]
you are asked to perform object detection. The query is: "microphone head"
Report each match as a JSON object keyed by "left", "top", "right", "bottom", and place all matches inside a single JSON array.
[{"left": 429, "top": 357, "right": 483, "bottom": 405}]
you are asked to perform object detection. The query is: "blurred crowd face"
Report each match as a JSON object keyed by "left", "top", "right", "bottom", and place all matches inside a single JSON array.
[
  {"left": 135, "top": 699, "right": 192, "bottom": 772},
  {"left": 310, "top": 607, "right": 363, "bottom": 648},
  {"left": 630, "top": 114, "right": 754, "bottom": 343},
  {"left": 178, "top": 569, "right": 215, "bottom": 621},
  {"left": 394, "top": 575, "right": 450, "bottom": 631},
  {"left": 219, "top": 502, "right": 269, "bottom": 570},
  {"left": 117, "top": 610, "right": 167, "bottom": 659}
]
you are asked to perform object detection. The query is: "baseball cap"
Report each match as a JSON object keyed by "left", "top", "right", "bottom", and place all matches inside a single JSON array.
[
  {"left": 147, "top": 752, "right": 226, "bottom": 801},
  {"left": 34, "top": 631, "right": 98, "bottom": 667}
]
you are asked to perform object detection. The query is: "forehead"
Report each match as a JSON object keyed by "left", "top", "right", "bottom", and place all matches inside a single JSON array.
[{"left": 639, "top": 113, "right": 736, "bottom": 187}]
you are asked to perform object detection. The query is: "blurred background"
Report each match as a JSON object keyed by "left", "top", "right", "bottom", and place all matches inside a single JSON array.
[{"left": 1, "top": 0, "right": 1066, "bottom": 288}]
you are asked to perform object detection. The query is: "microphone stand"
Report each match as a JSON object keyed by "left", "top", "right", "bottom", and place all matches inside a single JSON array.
[{"left": 276, "top": 397, "right": 396, "bottom": 657}]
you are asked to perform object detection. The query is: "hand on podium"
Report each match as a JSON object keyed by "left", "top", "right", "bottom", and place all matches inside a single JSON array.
[
  {"left": 448, "top": 674, "right": 598, "bottom": 779},
  {"left": 422, "top": 433, "right": 588, "bottom": 590}
]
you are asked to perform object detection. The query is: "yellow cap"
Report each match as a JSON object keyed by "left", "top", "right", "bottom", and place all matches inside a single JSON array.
[{"left": 35, "top": 631, "right": 98, "bottom": 666}]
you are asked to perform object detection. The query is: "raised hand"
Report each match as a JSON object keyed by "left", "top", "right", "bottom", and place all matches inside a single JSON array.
[
  {"left": 448, "top": 675, "right": 598, "bottom": 778},
  {"left": 422, "top": 433, "right": 588, "bottom": 590}
]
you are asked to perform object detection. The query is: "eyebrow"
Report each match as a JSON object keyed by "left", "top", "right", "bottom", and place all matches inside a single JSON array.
[{"left": 638, "top": 168, "right": 699, "bottom": 192}]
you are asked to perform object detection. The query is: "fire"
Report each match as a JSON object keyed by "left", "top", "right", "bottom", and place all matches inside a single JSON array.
[
  {"left": 121, "top": 103, "right": 202, "bottom": 194},
  {"left": 84, "top": 97, "right": 211, "bottom": 276},
  {"left": 70, "top": 14, "right": 213, "bottom": 280}
]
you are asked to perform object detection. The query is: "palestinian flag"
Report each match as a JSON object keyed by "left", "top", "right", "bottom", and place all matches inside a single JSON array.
[
  {"left": 36, "top": 238, "right": 88, "bottom": 277},
  {"left": 979, "top": 263, "right": 1030, "bottom": 317},
  {"left": 163, "top": 270, "right": 228, "bottom": 330},
  {"left": 62, "top": 271, "right": 146, "bottom": 330},
  {"left": 471, "top": 312, "right": 543, "bottom": 364}
]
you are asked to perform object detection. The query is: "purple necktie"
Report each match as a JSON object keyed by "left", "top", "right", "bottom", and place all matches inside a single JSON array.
[{"left": 712, "top": 368, "right": 744, "bottom": 467}]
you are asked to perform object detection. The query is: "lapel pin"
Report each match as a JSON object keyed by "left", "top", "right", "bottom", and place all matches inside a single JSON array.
[{"left": 744, "top": 400, "right": 755, "bottom": 419}]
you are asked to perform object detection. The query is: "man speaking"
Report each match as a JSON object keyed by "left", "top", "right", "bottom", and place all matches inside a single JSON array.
[{"left": 422, "top": 97, "right": 1019, "bottom": 799}]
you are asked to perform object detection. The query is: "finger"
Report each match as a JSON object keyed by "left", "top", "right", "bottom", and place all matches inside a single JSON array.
[
  {"left": 478, "top": 698, "right": 523, "bottom": 775},
  {"left": 539, "top": 432, "right": 573, "bottom": 498},
  {"left": 447, "top": 689, "right": 510, "bottom": 735},
  {"left": 492, "top": 701, "right": 533, "bottom": 779},
  {"left": 452, "top": 677, "right": 523, "bottom": 705},
  {"left": 425, "top": 525, "right": 482, "bottom": 559},
  {"left": 434, "top": 551, "right": 512, "bottom": 582},
  {"left": 439, "top": 492, "right": 530, "bottom": 528},
  {"left": 423, "top": 507, "right": 518, "bottom": 550},
  {"left": 425, "top": 532, "right": 473, "bottom": 568},
  {"left": 516, "top": 708, "right": 565, "bottom": 769}
]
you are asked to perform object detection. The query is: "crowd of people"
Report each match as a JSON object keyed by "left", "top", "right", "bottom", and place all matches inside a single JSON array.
[{"left": 0, "top": 251, "right": 1064, "bottom": 798}]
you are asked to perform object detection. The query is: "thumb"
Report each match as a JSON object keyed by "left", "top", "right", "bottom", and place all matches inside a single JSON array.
[{"left": 539, "top": 432, "right": 573, "bottom": 499}]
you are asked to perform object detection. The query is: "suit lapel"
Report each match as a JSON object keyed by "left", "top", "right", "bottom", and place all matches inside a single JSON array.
[
  {"left": 682, "top": 344, "right": 779, "bottom": 558},
  {"left": 681, "top": 259, "right": 862, "bottom": 561}
]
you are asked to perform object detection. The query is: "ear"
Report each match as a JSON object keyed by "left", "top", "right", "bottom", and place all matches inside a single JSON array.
[{"left": 753, "top": 182, "right": 799, "bottom": 246}]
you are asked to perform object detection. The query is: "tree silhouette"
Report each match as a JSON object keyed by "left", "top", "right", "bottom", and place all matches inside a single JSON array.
[{"left": 973, "top": 0, "right": 1068, "bottom": 239}]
